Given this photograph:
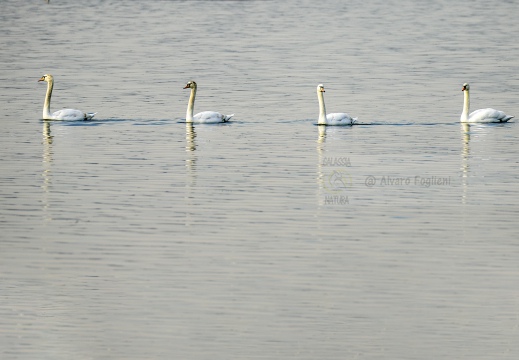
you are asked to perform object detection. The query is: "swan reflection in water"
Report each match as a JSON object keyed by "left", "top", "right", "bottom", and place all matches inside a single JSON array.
[
  {"left": 185, "top": 122, "right": 197, "bottom": 152},
  {"left": 316, "top": 125, "right": 327, "bottom": 205},
  {"left": 459, "top": 122, "right": 508, "bottom": 205},
  {"left": 316, "top": 125, "right": 351, "bottom": 207},
  {"left": 185, "top": 122, "right": 197, "bottom": 182},
  {"left": 42, "top": 121, "right": 54, "bottom": 222},
  {"left": 460, "top": 122, "right": 470, "bottom": 205},
  {"left": 184, "top": 123, "right": 198, "bottom": 226}
]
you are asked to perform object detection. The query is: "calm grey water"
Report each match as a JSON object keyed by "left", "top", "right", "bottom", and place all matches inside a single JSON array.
[{"left": 1, "top": 0, "right": 519, "bottom": 359}]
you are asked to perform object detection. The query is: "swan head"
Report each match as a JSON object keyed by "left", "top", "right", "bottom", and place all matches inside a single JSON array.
[
  {"left": 317, "top": 84, "right": 325, "bottom": 93},
  {"left": 462, "top": 83, "right": 470, "bottom": 92},
  {"left": 38, "top": 74, "right": 53, "bottom": 83},
  {"left": 183, "top": 80, "right": 197, "bottom": 90}
]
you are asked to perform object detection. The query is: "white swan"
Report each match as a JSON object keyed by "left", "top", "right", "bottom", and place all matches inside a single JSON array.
[
  {"left": 38, "top": 74, "right": 96, "bottom": 121},
  {"left": 183, "top": 81, "right": 233, "bottom": 123},
  {"left": 460, "top": 83, "right": 513, "bottom": 123},
  {"left": 317, "top": 84, "right": 357, "bottom": 126}
]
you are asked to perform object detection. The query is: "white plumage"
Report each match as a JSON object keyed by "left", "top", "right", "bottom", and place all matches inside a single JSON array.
[
  {"left": 316, "top": 84, "right": 356, "bottom": 126},
  {"left": 183, "top": 81, "right": 233, "bottom": 124},
  {"left": 460, "top": 83, "right": 513, "bottom": 123},
  {"left": 38, "top": 74, "right": 96, "bottom": 121}
]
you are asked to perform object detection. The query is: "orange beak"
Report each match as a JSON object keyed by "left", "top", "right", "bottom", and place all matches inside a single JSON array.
[{"left": 38, "top": 76, "right": 45, "bottom": 82}]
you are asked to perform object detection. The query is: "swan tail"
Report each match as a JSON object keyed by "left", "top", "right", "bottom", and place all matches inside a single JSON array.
[
  {"left": 85, "top": 112, "right": 97, "bottom": 120},
  {"left": 223, "top": 114, "right": 234, "bottom": 122},
  {"left": 351, "top": 117, "right": 358, "bottom": 125},
  {"left": 503, "top": 115, "right": 514, "bottom": 122}
]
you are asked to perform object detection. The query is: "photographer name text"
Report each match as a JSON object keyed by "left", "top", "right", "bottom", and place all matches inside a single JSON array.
[{"left": 365, "top": 175, "right": 451, "bottom": 187}]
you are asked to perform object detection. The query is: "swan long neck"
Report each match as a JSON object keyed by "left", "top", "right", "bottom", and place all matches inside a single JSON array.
[
  {"left": 461, "top": 89, "right": 470, "bottom": 122},
  {"left": 43, "top": 79, "right": 53, "bottom": 119},
  {"left": 186, "top": 86, "right": 196, "bottom": 123},
  {"left": 317, "top": 89, "right": 327, "bottom": 125}
]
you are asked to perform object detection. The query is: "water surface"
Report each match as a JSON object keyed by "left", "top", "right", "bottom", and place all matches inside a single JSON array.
[{"left": 1, "top": 0, "right": 519, "bottom": 359}]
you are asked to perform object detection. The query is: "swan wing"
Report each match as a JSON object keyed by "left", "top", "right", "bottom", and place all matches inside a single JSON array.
[
  {"left": 193, "top": 111, "right": 233, "bottom": 123},
  {"left": 468, "top": 108, "right": 513, "bottom": 123},
  {"left": 326, "top": 112, "right": 357, "bottom": 126},
  {"left": 51, "top": 108, "right": 95, "bottom": 121}
]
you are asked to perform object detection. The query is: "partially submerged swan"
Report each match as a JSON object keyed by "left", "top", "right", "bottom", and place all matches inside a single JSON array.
[
  {"left": 38, "top": 74, "right": 96, "bottom": 121},
  {"left": 183, "top": 81, "right": 233, "bottom": 123},
  {"left": 460, "top": 83, "right": 513, "bottom": 123},
  {"left": 317, "top": 84, "right": 357, "bottom": 126}
]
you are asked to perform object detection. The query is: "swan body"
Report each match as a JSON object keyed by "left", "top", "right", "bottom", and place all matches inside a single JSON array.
[
  {"left": 38, "top": 74, "right": 96, "bottom": 120},
  {"left": 460, "top": 83, "right": 513, "bottom": 123},
  {"left": 183, "top": 81, "right": 233, "bottom": 123},
  {"left": 317, "top": 84, "right": 357, "bottom": 126}
]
